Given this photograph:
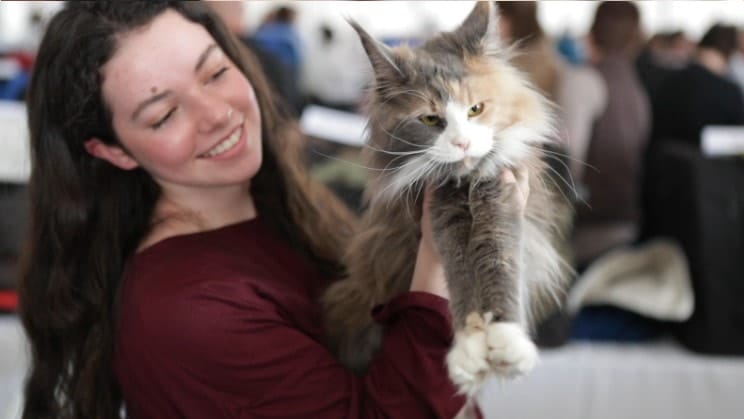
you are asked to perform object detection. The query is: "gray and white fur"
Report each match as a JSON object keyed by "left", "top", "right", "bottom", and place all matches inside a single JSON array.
[{"left": 322, "top": 2, "right": 573, "bottom": 396}]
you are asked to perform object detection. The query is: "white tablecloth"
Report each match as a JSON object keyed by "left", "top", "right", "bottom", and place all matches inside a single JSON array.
[
  {"left": 478, "top": 340, "right": 744, "bottom": 419},
  {"left": 0, "top": 315, "right": 27, "bottom": 419}
]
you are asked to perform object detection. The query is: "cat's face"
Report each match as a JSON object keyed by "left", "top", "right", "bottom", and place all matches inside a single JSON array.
[{"left": 354, "top": 2, "right": 553, "bottom": 195}]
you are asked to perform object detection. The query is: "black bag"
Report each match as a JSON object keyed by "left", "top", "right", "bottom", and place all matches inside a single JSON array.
[{"left": 643, "top": 141, "right": 744, "bottom": 355}]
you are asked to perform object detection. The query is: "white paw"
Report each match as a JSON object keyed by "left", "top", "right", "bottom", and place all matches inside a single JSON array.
[
  {"left": 486, "top": 321, "right": 538, "bottom": 378},
  {"left": 446, "top": 313, "right": 538, "bottom": 395}
]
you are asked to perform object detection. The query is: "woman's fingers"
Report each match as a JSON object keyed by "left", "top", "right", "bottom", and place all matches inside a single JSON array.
[{"left": 501, "top": 167, "right": 530, "bottom": 213}]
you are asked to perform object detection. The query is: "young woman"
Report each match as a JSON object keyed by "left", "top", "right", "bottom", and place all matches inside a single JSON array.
[{"left": 18, "top": 2, "right": 477, "bottom": 418}]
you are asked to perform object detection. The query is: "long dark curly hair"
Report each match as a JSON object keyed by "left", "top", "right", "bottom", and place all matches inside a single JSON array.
[{"left": 19, "top": 2, "right": 355, "bottom": 418}]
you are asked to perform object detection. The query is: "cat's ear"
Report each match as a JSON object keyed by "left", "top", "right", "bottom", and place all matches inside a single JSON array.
[
  {"left": 348, "top": 19, "right": 407, "bottom": 83},
  {"left": 453, "top": 1, "right": 502, "bottom": 56}
]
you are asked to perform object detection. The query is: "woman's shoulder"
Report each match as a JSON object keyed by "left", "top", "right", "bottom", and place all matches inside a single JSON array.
[{"left": 122, "top": 218, "right": 273, "bottom": 307}]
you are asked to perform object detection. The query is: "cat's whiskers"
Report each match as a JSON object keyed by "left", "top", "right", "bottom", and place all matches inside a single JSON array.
[
  {"left": 376, "top": 120, "right": 429, "bottom": 150},
  {"left": 535, "top": 146, "right": 598, "bottom": 173},
  {"left": 378, "top": 152, "right": 417, "bottom": 179},
  {"left": 543, "top": 164, "right": 588, "bottom": 208},
  {"left": 376, "top": 88, "right": 430, "bottom": 107},
  {"left": 364, "top": 143, "right": 427, "bottom": 156},
  {"left": 536, "top": 153, "right": 580, "bottom": 196},
  {"left": 378, "top": 154, "right": 441, "bottom": 206},
  {"left": 309, "top": 149, "right": 407, "bottom": 173},
  {"left": 522, "top": 145, "right": 585, "bottom": 207}
]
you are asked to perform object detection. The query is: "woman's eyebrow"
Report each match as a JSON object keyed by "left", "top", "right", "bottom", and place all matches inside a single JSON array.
[
  {"left": 194, "top": 43, "right": 218, "bottom": 72},
  {"left": 131, "top": 91, "right": 171, "bottom": 122}
]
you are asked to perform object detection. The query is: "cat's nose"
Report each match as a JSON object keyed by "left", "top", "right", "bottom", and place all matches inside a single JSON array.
[{"left": 452, "top": 138, "right": 470, "bottom": 151}]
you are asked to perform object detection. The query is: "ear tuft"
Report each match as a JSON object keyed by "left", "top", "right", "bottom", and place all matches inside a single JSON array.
[
  {"left": 452, "top": 1, "right": 502, "bottom": 57},
  {"left": 348, "top": 19, "right": 407, "bottom": 84}
]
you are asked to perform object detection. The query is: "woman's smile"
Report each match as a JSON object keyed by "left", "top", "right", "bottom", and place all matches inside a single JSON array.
[{"left": 199, "top": 117, "right": 246, "bottom": 159}]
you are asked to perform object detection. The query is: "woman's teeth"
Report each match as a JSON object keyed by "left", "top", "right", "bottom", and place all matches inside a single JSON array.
[{"left": 202, "top": 127, "right": 242, "bottom": 158}]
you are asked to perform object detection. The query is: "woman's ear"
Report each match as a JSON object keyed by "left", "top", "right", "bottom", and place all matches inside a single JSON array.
[{"left": 84, "top": 138, "right": 139, "bottom": 170}]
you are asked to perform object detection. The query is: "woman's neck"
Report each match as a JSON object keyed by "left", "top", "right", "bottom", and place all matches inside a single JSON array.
[{"left": 137, "top": 184, "right": 257, "bottom": 252}]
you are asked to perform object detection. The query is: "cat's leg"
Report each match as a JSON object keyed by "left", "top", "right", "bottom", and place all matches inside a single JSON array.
[
  {"left": 443, "top": 173, "right": 538, "bottom": 395},
  {"left": 429, "top": 181, "right": 489, "bottom": 395},
  {"left": 469, "top": 174, "right": 538, "bottom": 378},
  {"left": 429, "top": 181, "right": 476, "bottom": 326}
]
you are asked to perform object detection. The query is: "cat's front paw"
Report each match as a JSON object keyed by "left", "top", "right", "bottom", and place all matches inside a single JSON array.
[
  {"left": 446, "top": 312, "right": 491, "bottom": 396},
  {"left": 446, "top": 312, "right": 538, "bottom": 395},
  {"left": 485, "top": 320, "right": 538, "bottom": 378}
]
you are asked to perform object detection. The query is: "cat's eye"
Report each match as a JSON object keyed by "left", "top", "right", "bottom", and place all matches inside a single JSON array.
[
  {"left": 419, "top": 115, "right": 442, "bottom": 126},
  {"left": 468, "top": 103, "right": 485, "bottom": 117}
]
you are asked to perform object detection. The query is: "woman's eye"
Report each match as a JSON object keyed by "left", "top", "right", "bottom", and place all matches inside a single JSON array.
[
  {"left": 468, "top": 102, "right": 485, "bottom": 117},
  {"left": 209, "top": 67, "right": 229, "bottom": 82},
  {"left": 151, "top": 108, "right": 175, "bottom": 130},
  {"left": 419, "top": 115, "right": 442, "bottom": 126}
]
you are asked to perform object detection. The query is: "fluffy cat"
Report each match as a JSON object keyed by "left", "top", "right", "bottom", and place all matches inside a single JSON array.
[{"left": 322, "top": 2, "right": 572, "bottom": 395}]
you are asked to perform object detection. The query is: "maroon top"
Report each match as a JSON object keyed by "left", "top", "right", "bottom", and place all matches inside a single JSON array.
[{"left": 113, "top": 217, "right": 467, "bottom": 418}]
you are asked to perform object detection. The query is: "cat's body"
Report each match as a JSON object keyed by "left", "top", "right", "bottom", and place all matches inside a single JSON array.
[{"left": 322, "top": 2, "right": 572, "bottom": 395}]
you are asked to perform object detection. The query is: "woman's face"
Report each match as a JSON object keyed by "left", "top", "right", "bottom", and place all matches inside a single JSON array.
[{"left": 90, "top": 10, "right": 262, "bottom": 201}]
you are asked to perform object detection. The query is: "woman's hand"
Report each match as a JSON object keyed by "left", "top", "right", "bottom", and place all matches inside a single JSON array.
[{"left": 502, "top": 166, "right": 530, "bottom": 216}]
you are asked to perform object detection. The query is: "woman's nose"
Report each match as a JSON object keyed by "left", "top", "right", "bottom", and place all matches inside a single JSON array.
[{"left": 195, "top": 93, "right": 232, "bottom": 133}]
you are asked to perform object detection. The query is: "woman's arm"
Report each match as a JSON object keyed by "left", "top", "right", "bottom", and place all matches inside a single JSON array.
[{"left": 410, "top": 186, "right": 449, "bottom": 299}]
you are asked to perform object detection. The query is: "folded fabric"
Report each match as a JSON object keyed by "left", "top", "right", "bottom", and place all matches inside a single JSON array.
[{"left": 567, "top": 239, "right": 694, "bottom": 321}]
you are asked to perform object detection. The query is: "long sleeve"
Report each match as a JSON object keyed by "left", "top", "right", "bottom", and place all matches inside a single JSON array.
[{"left": 115, "top": 270, "right": 465, "bottom": 419}]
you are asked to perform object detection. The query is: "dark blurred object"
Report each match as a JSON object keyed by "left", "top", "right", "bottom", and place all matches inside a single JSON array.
[
  {"left": 0, "top": 184, "right": 28, "bottom": 290},
  {"left": 571, "top": 305, "right": 663, "bottom": 342},
  {"left": 652, "top": 64, "right": 744, "bottom": 147},
  {"left": 636, "top": 30, "right": 693, "bottom": 101},
  {"left": 642, "top": 141, "right": 744, "bottom": 355},
  {"left": 535, "top": 308, "right": 574, "bottom": 348},
  {"left": 651, "top": 24, "right": 744, "bottom": 147}
]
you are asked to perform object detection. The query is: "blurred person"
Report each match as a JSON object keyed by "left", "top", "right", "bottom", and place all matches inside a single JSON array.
[
  {"left": 636, "top": 30, "right": 695, "bottom": 101},
  {"left": 573, "top": 0, "right": 651, "bottom": 266},
  {"left": 494, "top": 1, "right": 607, "bottom": 347},
  {"left": 495, "top": 1, "right": 608, "bottom": 182},
  {"left": 652, "top": 23, "right": 744, "bottom": 147},
  {"left": 253, "top": 6, "right": 303, "bottom": 81},
  {"left": 495, "top": 1, "right": 559, "bottom": 98},
  {"left": 206, "top": 0, "right": 303, "bottom": 115},
  {"left": 556, "top": 31, "right": 587, "bottom": 65},
  {"left": 727, "top": 27, "right": 744, "bottom": 95}
]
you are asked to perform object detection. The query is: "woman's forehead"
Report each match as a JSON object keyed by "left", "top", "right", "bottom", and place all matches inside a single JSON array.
[{"left": 100, "top": 10, "right": 217, "bottom": 111}]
